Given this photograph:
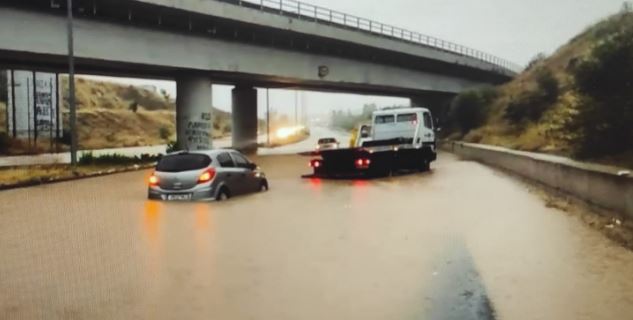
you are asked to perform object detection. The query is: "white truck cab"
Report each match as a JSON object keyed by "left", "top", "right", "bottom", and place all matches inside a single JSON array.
[{"left": 366, "top": 108, "right": 436, "bottom": 149}]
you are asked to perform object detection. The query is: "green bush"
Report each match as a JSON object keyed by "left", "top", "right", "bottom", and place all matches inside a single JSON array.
[
  {"left": 570, "top": 21, "right": 633, "bottom": 158},
  {"left": 159, "top": 127, "right": 171, "bottom": 140},
  {"left": 129, "top": 101, "right": 138, "bottom": 113},
  {"left": 0, "top": 132, "right": 10, "bottom": 154},
  {"left": 79, "top": 152, "right": 160, "bottom": 166},
  {"left": 57, "top": 129, "right": 73, "bottom": 146},
  {"left": 504, "top": 68, "right": 559, "bottom": 124},
  {"left": 166, "top": 141, "right": 178, "bottom": 154},
  {"left": 525, "top": 53, "right": 547, "bottom": 71},
  {"left": 449, "top": 87, "right": 497, "bottom": 134},
  {"left": 536, "top": 68, "right": 559, "bottom": 101}
]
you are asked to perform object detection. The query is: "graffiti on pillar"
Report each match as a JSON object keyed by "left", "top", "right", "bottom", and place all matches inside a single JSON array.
[
  {"left": 6, "top": 71, "right": 60, "bottom": 141},
  {"left": 184, "top": 112, "right": 212, "bottom": 150},
  {"left": 35, "top": 74, "right": 56, "bottom": 137}
]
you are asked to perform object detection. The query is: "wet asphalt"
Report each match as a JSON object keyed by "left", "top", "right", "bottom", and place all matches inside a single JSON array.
[{"left": 1, "top": 153, "right": 633, "bottom": 320}]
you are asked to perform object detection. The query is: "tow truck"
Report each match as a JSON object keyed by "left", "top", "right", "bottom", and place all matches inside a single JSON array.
[{"left": 305, "top": 107, "right": 437, "bottom": 178}]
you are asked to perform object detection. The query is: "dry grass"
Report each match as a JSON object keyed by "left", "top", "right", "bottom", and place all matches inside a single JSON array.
[
  {"left": 72, "top": 108, "right": 176, "bottom": 149},
  {"left": 0, "top": 164, "right": 143, "bottom": 187}
]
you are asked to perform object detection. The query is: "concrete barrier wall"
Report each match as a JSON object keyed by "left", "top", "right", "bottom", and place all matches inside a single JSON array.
[{"left": 444, "top": 142, "right": 633, "bottom": 218}]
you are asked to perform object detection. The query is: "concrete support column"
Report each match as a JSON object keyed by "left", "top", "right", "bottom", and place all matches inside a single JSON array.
[
  {"left": 232, "top": 85, "right": 258, "bottom": 153},
  {"left": 176, "top": 76, "right": 213, "bottom": 151}
]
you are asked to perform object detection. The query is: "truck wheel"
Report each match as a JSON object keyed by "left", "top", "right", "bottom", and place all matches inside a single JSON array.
[
  {"left": 420, "top": 160, "right": 431, "bottom": 172},
  {"left": 260, "top": 180, "right": 269, "bottom": 192}
]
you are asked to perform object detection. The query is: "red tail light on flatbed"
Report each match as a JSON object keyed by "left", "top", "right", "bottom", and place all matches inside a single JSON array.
[
  {"left": 355, "top": 158, "right": 371, "bottom": 169},
  {"left": 309, "top": 159, "right": 322, "bottom": 168}
]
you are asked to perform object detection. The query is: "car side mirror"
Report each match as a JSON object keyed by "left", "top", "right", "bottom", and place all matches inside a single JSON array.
[{"left": 247, "top": 163, "right": 257, "bottom": 170}]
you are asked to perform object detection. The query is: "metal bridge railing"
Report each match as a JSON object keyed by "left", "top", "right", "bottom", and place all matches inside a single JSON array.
[{"left": 221, "top": 0, "right": 523, "bottom": 74}]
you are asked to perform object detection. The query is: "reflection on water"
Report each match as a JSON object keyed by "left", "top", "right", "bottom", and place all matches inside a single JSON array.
[
  {"left": 143, "top": 200, "right": 162, "bottom": 251},
  {"left": 195, "top": 204, "right": 211, "bottom": 231},
  {"left": 308, "top": 178, "right": 322, "bottom": 193}
]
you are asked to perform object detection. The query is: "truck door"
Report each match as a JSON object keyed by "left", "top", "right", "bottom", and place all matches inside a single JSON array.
[{"left": 421, "top": 111, "right": 435, "bottom": 149}]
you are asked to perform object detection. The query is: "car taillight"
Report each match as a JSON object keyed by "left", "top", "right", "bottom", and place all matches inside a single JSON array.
[
  {"left": 198, "top": 168, "right": 216, "bottom": 183},
  {"left": 310, "top": 159, "right": 322, "bottom": 168},
  {"left": 355, "top": 158, "right": 371, "bottom": 169},
  {"left": 148, "top": 173, "right": 159, "bottom": 186}
]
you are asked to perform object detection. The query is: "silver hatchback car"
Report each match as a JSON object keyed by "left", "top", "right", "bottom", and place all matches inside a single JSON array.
[{"left": 147, "top": 150, "right": 268, "bottom": 201}]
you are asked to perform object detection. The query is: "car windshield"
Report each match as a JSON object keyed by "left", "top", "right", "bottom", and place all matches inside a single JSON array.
[
  {"left": 156, "top": 154, "right": 211, "bottom": 172},
  {"left": 319, "top": 138, "right": 336, "bottom": 143}
]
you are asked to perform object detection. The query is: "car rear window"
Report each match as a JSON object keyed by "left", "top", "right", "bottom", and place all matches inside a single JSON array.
[
  {"left": 156, "top": 154, "right": 211, "bottom": 172},
  {"left": 318, "top": 138, "right": 336, "bottom": 143},
  {"left": 375, "top": 115, "right": 395, "bottom": 124}
]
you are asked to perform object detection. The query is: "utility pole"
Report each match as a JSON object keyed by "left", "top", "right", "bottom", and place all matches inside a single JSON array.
[
  {"left": 67, "top": 0, "right": 78, "bottom": 166},
  {"left": 294, "top": 90, "right": 298, "bottom": 125},
  {"left": 266, "top": 88, "right": 270, "bottom": 146}
]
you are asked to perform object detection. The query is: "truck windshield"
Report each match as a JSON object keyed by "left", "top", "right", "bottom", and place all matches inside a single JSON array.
[{"left": 156, "top": 154, "right": 211, "bottom": 172}]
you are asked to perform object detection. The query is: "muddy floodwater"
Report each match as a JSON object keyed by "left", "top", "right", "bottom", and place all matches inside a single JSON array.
[{"left": 1, "top": 153, "right": 633, "bottom": 319}]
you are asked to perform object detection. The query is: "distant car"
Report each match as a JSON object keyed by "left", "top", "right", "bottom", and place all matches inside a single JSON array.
[
  {"left": 316, "top": 138, "right": 340, "bottom": 151},
  {"left": 147, "top": 150, "right": 268, "bottom": 201}
]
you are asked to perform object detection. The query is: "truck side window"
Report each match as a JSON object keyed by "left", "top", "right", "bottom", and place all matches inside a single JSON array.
[
  {"left": 396, "top": 113, "right": 417, "bottom": 122},
  {"left": 375, "top": 115, "right": 395, "bottom": 124},
  {"left": 423, "top": 112, "right": 433, "bottom": 129}
]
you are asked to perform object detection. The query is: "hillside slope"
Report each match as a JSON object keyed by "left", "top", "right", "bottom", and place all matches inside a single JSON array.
[{"left": 456, "top": 10, "right": 633, "bottom": 168}]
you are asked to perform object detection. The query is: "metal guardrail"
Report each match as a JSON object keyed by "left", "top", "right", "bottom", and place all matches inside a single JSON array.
[{"left": 221, "top": 0, "right": 523, "bottom": 74}]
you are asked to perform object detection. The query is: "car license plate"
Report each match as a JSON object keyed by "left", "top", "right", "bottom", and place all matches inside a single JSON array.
[{"left": 167, "top": 194, "right": 192, "bottom": 201}]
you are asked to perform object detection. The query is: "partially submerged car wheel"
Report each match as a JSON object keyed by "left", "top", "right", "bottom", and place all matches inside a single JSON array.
[{"left": 217, "top": 188, "right": 230, "bottom": 201}]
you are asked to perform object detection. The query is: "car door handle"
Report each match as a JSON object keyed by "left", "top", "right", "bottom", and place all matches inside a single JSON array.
[{"left": 226, "top": 174, "right": 232, "bottom": 178}]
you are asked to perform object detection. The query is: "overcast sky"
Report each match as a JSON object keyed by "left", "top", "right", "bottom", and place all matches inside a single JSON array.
[{"left": 87, "top": 0, "right": 626, "bottom": 118}]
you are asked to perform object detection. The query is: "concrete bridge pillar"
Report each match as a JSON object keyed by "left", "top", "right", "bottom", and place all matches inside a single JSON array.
[
  {"left": 232, "top": 85, "right": 258, "bottom": 153},
  {"left": 176, "top": 76, "right": 213, "bottom": 151}
]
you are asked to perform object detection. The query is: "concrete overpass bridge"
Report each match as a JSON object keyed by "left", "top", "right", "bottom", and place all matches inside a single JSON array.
[{"left": 0, "top": 0, "right": 521, "bottom": 150}]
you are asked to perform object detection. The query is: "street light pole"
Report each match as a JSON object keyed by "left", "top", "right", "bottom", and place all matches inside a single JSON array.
[
  {"left": 67, "top": 0, "right": 78, "bottom": 166},
  {"left": 294, "top": 90, "right": 298, "bottom": 125},
  {"left": 266, "top": 88, "right": 270, "bottom": 146}
]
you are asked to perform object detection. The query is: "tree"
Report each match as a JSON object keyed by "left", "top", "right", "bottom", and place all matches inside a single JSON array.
[
  {"left": 570, "top": 22, "right": 633, "bottom": 157},
  {"left": 129, "top": 101, "right": 139, "bottom": 113},
  {"left": 504, "top": 68, "right": 559, "bottom": 124},
  {"left": 526, "top": 52, "right": 547, "bottom": 71},
  {"left": 449, "top": 87, "right": 497, "bottom": 134}
]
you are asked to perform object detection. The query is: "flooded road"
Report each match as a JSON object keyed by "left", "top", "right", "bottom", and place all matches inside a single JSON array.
[{"left": 1, "top": 153, "right": 633, "bottom": 319}]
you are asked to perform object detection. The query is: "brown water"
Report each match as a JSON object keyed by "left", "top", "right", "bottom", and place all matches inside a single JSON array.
[{"left": 1, "top": 153, "right": 632, "bottom": 319}]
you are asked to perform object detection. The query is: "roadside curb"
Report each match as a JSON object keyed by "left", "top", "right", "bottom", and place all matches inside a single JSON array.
[
  {"left": 0, "top": 163, "right": 155, "bottom": 192},
  {"left": 441, "top": 141, "right": 633, "bottom": 218}
]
